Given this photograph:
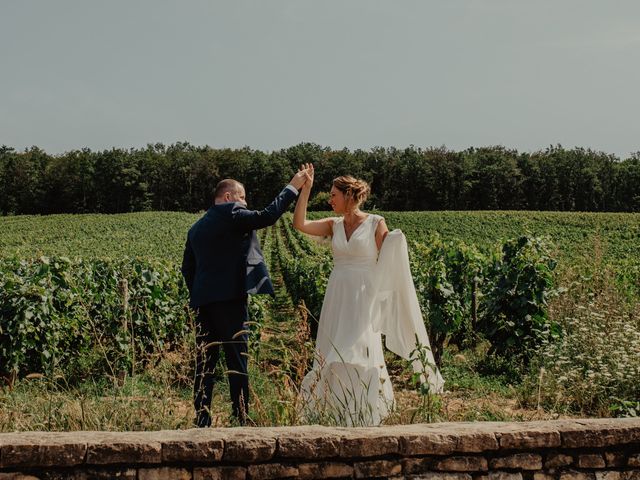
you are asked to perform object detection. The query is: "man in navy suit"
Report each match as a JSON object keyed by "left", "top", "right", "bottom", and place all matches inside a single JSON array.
[{"left": 181, "top": 169, "right": 309, "bottom": 427}]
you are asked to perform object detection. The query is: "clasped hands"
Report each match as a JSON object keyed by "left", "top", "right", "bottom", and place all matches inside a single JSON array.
[{"left": 289, "top": 163, "right": 315, "bottom": 191}]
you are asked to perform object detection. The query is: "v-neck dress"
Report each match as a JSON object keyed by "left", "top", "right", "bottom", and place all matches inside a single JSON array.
[{"left": 300, "top": 214, "right": 394, "bottom": 426}]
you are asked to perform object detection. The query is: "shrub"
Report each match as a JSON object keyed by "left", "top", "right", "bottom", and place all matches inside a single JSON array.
[
  {"left": 0, "top": 256, "right": 191, "bottom": 380},
  {"left": 410, "top": 234, "right": 487, "bottom": 364},
  {"left": 478, "top": 236, "right": 558, "bottom": 368}
]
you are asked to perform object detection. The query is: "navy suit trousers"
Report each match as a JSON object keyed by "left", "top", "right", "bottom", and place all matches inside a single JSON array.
[{"left": 194, "top": 298, "right": 249, "bottom": 426}]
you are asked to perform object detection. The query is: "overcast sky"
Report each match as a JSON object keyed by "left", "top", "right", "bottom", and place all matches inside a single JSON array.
[{"left": 1, "top": 1, "right": 639, "bottom": 158}]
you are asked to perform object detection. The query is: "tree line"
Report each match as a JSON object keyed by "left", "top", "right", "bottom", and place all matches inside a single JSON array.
[{"left": 1, "top": 142, "right": 639, "bottom": 214}]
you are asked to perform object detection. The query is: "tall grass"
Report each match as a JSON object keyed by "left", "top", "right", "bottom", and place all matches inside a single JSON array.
[{"left": 520, "top": 266, "right": 640, "bottom": 416}]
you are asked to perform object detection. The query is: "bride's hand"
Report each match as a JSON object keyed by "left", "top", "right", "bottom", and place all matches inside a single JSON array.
[{"left": 299, "top": 163, "right": 314, "bottom": 190}]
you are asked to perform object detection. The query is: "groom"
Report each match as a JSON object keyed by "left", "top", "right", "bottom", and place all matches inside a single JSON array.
[{"left": 181, "top": 170, "right": 310, "bottom": 427}]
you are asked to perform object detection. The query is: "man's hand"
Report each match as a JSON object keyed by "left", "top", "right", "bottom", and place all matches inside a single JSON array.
[{"left": 289, "top": 166, "right": 312, "bottom": 191}]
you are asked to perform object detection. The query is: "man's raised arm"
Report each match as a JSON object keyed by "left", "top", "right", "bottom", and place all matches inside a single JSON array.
[{"left": 231, "top": 169, "right": 310, "bottom": 231}]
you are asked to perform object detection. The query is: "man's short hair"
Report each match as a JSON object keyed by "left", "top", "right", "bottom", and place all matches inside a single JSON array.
[{"left": 214, "top": 179, "right": 244, "bottom": 199}]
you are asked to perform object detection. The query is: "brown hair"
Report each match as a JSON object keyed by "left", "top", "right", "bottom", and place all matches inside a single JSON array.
[
  {"left": 332, "top": 175, "right": 370, "bottom": 208},
  {"left": 214, "top": 179, "right": 243, "bottom": 200}
]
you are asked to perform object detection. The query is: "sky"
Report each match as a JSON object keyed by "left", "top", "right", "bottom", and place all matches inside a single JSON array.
[{"left": 1, "top": 1, "right": 639, "bottom": 158}]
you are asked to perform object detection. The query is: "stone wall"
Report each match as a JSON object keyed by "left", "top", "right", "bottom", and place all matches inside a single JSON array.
[{"left": 0, "top": 419, "right": 639, "bottom": 479}]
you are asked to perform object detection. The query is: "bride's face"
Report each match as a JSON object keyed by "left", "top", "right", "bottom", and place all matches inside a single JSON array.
[{"left": 329, "top": 186, "right": 348, "bottom": 213}]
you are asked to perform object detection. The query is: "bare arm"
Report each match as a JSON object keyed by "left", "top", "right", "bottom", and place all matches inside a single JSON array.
[
  {"left": 375, "top": 217, "right": 389, "bottom": 251},
  {"left": 292, "top": 163, "right": 334, "bottom": 237}
]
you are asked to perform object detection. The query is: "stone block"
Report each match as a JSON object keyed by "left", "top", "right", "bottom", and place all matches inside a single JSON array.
[
  {"left": 629, "top": 455, "right": 640, "bottom": 467},
  {"left": 596, "top": 472, "right": 622, "bottom": 480},
  {"left": 487, "top": 472, "right": 523, "bottom": 480},
  {"left": 622, "top": 473, "right": 640, "bottom": 480},
  {"left": 456, "top": 432, "right": 500, "bottom": 454},
  {"left": 297, "top": 462, "right": 353, "bottom": 479},
  {"left": 490, "top": 454, "right": 543, "bottom": 470},
  {"left": 48, "top": 468, "right": 137, "bottom": 480},
  {"left": 399, "top": 424, "right": 498, "bottom": 456},
  {"left": 0, "top": 474, "right": 41, "bottom": 480},
  {"left": 560, "top": 471, "right": 595, "bottom": 480},
  {"left": 338, "top": 430, "right": 398, "bottom": 458},
  {"left": 561, "top": 419, "right": 640, "bottom": 449},
  {"left": 193, "top": 467, "right": 246, "bottom": 480},
  {"left": 223, "top": 432, "right": 277, "bottom": 463},
  {"left": 138, "top": 467, "right": 191, "bottom": 480},
  {"left": 158, "top": 429, "right": 224, "bottom": 463},
  {"left": 401, "top": 432, "right": 460, "bottom": 456},
  {"left": 546, "top": 453, "right": 574, "bottom": 468},
  {"left": 403, "top": 457, "right": 436, "bottom": 474},
  {"left": 605, "top": 452, "right": 626, "bottom": 467},
  {"left": 277, "top": 433, "right": 341, "bottom": 459},
  {"left": 162, "top": 438, "right": 224, "bottom": 463},
  {"left": 434, "top": 456, "right": 488, "bottom": 472},
  {"left": 577, "top": 454, "right": 606, "bottom": 469},
  {"left": 246, "top": 463, "right": 298, "bottom": 479},
  {"left": 495, "top": 424, "right": 561, "bottom": 450},
  {"left": 354, "top": 459, "right": 402, "bottom": 478},
  {"left": 85, "top": 433, "right": 161, "bottom": 465},
  {"left": 534, "top": 473, "right": 555, "bottom": 480},
  {"left": 407, "top": 474, "right": 472, "bottom": 480},
  {"left": 0, "top": 437, "right": 86, "bottom": 469}
]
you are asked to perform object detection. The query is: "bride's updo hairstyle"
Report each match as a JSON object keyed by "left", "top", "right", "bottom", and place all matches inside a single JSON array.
[{"left": 332, "top": 175, "right": 371, "bottom": 208}]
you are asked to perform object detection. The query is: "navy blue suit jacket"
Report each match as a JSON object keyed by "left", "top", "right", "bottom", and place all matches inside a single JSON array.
[{"left": 181, "top": 186, "right": 297, "bottom": 308}]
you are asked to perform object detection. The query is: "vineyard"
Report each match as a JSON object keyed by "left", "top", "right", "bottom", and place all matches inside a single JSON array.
[
  {"left": 2, "top": 210, "right": 639, "bottom": 279},
  {"left": 1, "top": 210, "right": 639, "bottom": 429}
]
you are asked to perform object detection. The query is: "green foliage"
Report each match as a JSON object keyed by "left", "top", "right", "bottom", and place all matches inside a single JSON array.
[
  {"left": 610, "top": 399, "right": 640, "bottom": 418},
  {"left": 479, "top": 236, "right": 558, "bottom": 367},
  {"left": 0, "top": 256, "right": 191, "bottom": 379},
  {"left": 410, "top": 235, "right": 486, "bottom": 363},
  {"left": 307, "top": 191, "right": 331, "bottom": 211},
  {"left": 408, "top": 336, "right": 442, "bottom": 423}
]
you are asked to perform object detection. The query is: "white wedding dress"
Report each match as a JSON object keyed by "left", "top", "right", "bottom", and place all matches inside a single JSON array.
[{"left": 300, "top": 214, "right": 444, "bottom": 426}]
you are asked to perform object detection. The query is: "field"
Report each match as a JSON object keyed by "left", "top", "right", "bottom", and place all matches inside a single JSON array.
[
  {"left": 1, "top": 210, "right": 639, "bottom": 430},
  {"left": 3, "top": 210, "right": 639, "bottom": 274},
  {"left": 0, "top": 211, "right": 197, "bottom": 261}
]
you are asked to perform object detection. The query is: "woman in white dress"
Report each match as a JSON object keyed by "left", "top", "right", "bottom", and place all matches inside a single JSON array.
[{"left": 292, "top": 164, "right": 444, "bottom": 426}]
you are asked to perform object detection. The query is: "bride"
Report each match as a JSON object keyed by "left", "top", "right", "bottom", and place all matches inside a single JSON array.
[{"left": 292, "top": 163, "right": 444, "bottom": 426}]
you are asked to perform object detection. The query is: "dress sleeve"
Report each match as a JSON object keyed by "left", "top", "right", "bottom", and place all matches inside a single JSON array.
[
  {"left": 369, "top": 214, "right": 384, "bottom": 236},
  {"left": 329, "top": 216, "right": 339, "bottom": 236}
]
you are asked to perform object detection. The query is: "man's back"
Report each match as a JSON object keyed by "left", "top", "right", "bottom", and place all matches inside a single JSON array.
[
  {"left": 185, "top": 204, "right": 249, "bottom": 306},
  {"left": 182, "top": 186, "right": 298, "bottom": 308}
]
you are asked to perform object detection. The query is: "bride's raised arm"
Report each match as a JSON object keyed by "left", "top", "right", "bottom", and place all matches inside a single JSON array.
[{"left": 292, "top": 163, "right": 334, "bottom": 237}]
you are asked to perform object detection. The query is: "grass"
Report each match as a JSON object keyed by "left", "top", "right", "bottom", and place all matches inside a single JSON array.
[{"left": 2, "top": 344, "right": 568, "bottom": 431}]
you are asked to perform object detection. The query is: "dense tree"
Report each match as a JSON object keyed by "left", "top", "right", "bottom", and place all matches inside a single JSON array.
[{"left": 1, "top": 143, "right": 639, "bottom": 214}]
